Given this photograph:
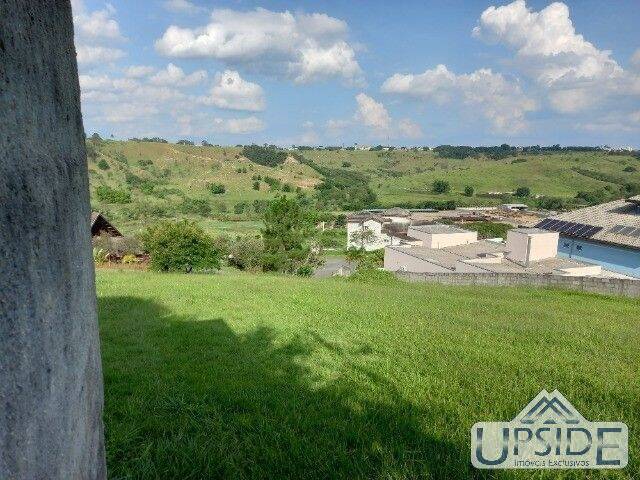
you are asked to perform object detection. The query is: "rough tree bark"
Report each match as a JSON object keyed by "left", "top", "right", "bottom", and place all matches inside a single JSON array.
[{"left": 0, "top": 1, "right": 106, "bottom": 478}]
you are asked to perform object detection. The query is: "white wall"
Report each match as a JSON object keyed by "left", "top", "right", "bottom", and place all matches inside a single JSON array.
[
  {"left": 407, "top": 227, "right": 477, "bottom": 249},
  {"left": 347, "top": 220, "right": 392, "bottom": 251},
  {"left": 506, "top": 230, "right": 558, "bottom": 265}
]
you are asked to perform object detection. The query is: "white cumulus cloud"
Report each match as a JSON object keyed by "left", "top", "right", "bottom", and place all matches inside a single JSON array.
[
  {"left": 150, "top": 63, "right": 207, "bottom": 87},
  {"left": 155, "top": 8, "right": 363, "bottom": 85},
  {"left": 472, "top": 0, "right": 639, "bottom": 113},
  {"left": 162, "top": 0, "right": 205, "bottom": 14},
  {"left": 200, "top": 70, "right": 265, "bottom": 112},
  {"left": 71, "top": 0, "right": 126, "bottom": 67},
  {"left": 124, "top": 65, "right": 156, "bottom": 78},
  {"left": 354, "top": 93, "right": 422, "bottom": 139},
  {"left": 382, "top": 64, "right": 536, "bottom": 133}
]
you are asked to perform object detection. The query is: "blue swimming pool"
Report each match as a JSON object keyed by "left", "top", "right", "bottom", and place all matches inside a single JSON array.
[{"left": 557, "top": 235, "right": 640, "bottom": 278}]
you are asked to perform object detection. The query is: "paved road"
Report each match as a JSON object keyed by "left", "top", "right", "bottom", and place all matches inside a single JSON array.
[{"left": 314, "top": 258, "right": 352, "bottom": 278}]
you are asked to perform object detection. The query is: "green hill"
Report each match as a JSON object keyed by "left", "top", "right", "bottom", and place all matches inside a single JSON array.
[{"left": 88, "top": 140, "right": 640, "bottom": 235}]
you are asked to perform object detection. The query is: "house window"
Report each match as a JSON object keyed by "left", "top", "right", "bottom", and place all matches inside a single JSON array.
[
  {"left": 563, "top": 242, "right": 570, "bottom": 248},
  {"left": 575, "top": 245, "right": 583, "bottom": 251}
]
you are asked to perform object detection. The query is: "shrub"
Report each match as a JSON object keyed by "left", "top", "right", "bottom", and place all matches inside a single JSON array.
[
  {"left": 97, "top": 159, "right": 110, "bottom": 170},
  {"left": 342, "top": 161, "right": 351, "bottom": 168},
  {"left": 142, "top": 220, "right": 220, "bottom": 272},
  {"left": 234, "top": 202, "right": 250, "bottom": 214},
  {"left": 537, "top": 196, "right": 567, "bottom": 211},
  {"left": 95, "top": 185, "right": 131, "bottom": 204},
  {"left": 228, "top": 235, "right": 264, "bottom": 271},
  {"left": 121, "top": 254, "right": 138, "bottom": 265},
  {"left": 114, "top": 151, "right": 128, "bottom": 164},
  {"left": 212, "top": 234, "right": 232, "bottom": 258},
  {"left": 139, "top": 158, "right": 153, "bottom": 167},
  {"left": 296, "top": 265, "right": 314, "bottom": 277},
  {"left": 515, "top": 186, "right": 531, "bottom": 197},
  {"left": 252, "top": 181, "right": 260, "bottom": 191},
  {"left": 92, "top": 247, "right": 108, "bottom": 264},
  {"left": 464, "top": 185, "right": 474, "bottom": 197},
  {"left": 180, "top": 197, "right": 212, "bottom": 216},
  {"left": 432, "top": 180, "right": 451, "bottom": 194},
  {"left": 623, "top": 166, "right": 637, "bottom": 173},
  {"left": 208, "top": 183, "right": 226, "bottom": 195}
]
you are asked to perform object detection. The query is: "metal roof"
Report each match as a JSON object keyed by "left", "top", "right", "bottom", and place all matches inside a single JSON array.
[{"left": 535, "top": 198, "right": 640, "bottom": 249}]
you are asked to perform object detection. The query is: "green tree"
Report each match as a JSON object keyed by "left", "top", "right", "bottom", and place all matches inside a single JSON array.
[
  {"left": 515, "top": 186, "right": 531, "bottom": 197},
  {"left": 142, "top": 220, "right": 220, "bottom": 272},
  {"left": 432, "top": 180, "right": 451, "bottom": 194},
  {"left": 351, "top": 227, "right": 378, "bottom": 249},
  {"left": 464, "top": 185, "right": 474, "bottom": 197},
  {"left": 261, "top": 196, "right": 314, "bottom": 273}
]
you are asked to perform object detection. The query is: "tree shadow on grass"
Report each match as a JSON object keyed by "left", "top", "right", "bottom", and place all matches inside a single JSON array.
[{"left": 98, "top": 296, "right": 480, "bottom": 480}]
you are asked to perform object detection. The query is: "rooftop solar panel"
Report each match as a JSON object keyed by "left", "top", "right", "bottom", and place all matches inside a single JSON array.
[
  {"left": 582, "top": 226, "right": 602, "bottom": 238},
  {"left": 535, "top": 219, "right": 603, "bottom": 238},
  {"left": 619, "top": 226, "right": 635, "bottom": 236},
  {"left": 609, "top": 225, "right": 625, "bottom": 234}
]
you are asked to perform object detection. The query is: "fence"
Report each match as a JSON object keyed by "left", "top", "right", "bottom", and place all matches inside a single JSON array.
[{"left": 395, "top": 271, "right": 640, "bottom": 298}]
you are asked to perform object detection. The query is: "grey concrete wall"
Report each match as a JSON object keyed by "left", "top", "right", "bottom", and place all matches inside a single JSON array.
[
  {"left": 0, "top": 1, "right": 106, "bottom": 479},
  {"left": 395, "top": 272, "right": 640, "bottom": 298}
]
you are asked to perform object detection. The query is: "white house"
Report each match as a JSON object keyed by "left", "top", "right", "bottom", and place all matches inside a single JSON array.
[{"left": 346, "top": 208, "right": 417, "bottom": 251}]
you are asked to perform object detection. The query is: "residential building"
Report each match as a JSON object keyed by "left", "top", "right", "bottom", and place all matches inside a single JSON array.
[
  {"left": 347, "top": 209, "right": 417, "bottom": 251},
  {"left": 384, "top": 225, "right": 621, "bottom": 278},
  {"left": 535, "top": 196, "right": 640, "bottom": 278}
]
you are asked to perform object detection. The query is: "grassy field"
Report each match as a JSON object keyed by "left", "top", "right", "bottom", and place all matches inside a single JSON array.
[
  {"left": 97, "top": 269, "right": 639, "bottom": 479},
  {"left": 88, "top": 141, "right": 640, "bottom": 236}
]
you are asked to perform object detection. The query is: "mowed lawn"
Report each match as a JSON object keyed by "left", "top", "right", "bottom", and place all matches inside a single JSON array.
[{"left": 97, "top": 270, "right": 640, "bottom": 479}]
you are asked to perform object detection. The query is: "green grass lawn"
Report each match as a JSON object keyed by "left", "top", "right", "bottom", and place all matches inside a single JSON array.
[{"left": 97, "top": 270, "right": 639, "bottom": 479}]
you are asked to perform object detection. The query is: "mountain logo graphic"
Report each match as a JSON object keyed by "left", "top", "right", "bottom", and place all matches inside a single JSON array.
[
  {"left": 471, "top": 389, "right": 628, "bottom": 470},
  {"left": 519, "top": 391, "right": 580, "bottom": 425}
]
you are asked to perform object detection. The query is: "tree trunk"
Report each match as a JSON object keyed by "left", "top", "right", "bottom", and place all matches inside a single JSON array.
[{"left": 0, "top": 1, "right": 106, "bottom": 478}]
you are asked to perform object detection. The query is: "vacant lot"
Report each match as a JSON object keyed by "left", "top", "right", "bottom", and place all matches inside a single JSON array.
[{"left": 97, "top": 270, "right": 639, "bottom": 479}]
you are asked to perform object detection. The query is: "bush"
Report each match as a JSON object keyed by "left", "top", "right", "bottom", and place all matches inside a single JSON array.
[
  {"left": 228, "top": 235, "right": 264, "bottom": 271},
  {"left": 93, "top": 247, "right": 108, "bottom": 264},
  {"left": 432, "top": 180, "right": 451, "bottom": 194},
  {"left": 252, "top": 181, "right": 260, "bottom": 190},
  {"left": 180, "top": 197, "right": 212, "bottom": 216},
  {"left": 537, "top": 196, "right": 567, "bottom": 211},
  {"left": 342, "top": 162, "right": 351, "bottom": 168},
  {"left": 95, "top": 185, "right": 131, "bottom": 204},
  {"left": 515, "top": 186, "right": 531, "bottom": 197},
  {"left": 142, "top": 220, "right": 220, "bottom": 272},
  {"left": 234, "top": 202, "right": 250, "bottom": 214},
  {"left": 208, "top": 183, "right": 226, "bottom": 195},
  {"left": 623, "top": 166, "right": 637, "bottom": 173},
  {"left": 464, "top": 185, "right": 474, "bottom": 197},
  {"left": 121, "top": 254, "right": 138, "bottom": 265},
  {"left": 139, "top": 158, "right": 153, "bottom": 167},
  {"left": 97, "top": 159, "right": 110, "bottom": 170}
]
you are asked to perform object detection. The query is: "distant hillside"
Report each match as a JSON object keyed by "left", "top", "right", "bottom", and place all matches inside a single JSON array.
[
  {"left": 87, "top": 140, "right": 320, "bottom": 235},
  {"left": 87, "top": 139, "right": 640, "bottom": 235}
]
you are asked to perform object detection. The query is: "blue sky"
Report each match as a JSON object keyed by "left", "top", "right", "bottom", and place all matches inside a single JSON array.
[{"left": 73, "top": 0, "right": 640, "bottom": 147}]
